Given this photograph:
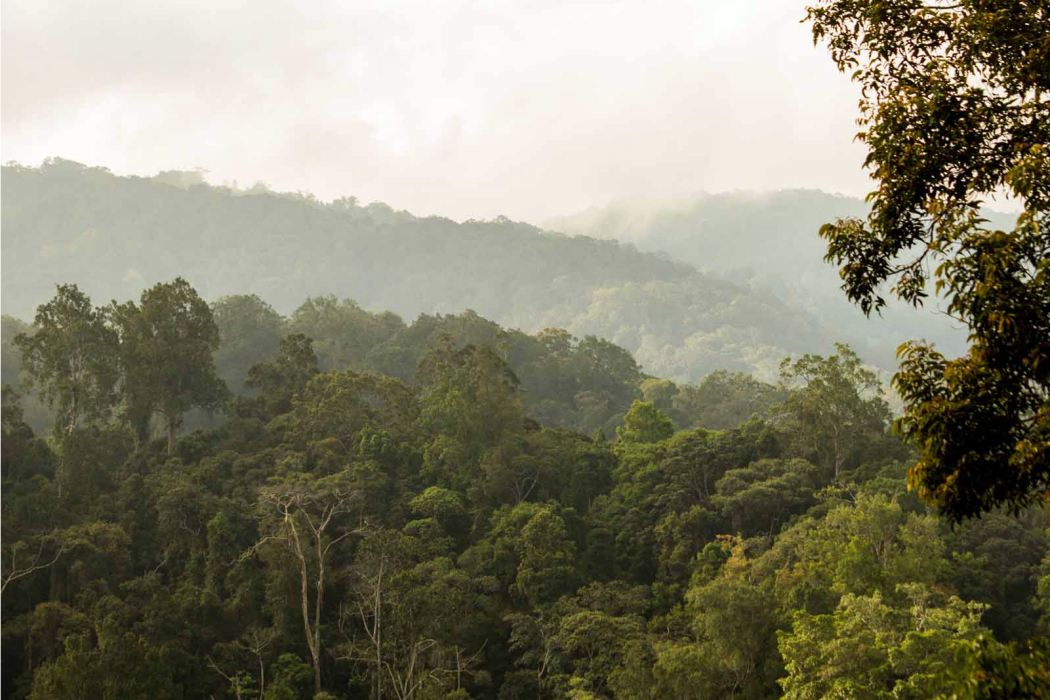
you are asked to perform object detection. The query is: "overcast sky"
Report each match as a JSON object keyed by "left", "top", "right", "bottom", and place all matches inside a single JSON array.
[{"left": 2, "top": 0, "right": 872, "bottom": 223}]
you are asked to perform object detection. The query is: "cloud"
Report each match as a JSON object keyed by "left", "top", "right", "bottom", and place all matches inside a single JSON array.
[{"left": 1, "top": 0, "right": 870, "bottom": 222}]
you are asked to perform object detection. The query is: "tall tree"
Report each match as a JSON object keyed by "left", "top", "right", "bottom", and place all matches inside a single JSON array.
[
  {"left": 775, "top": 344, "right": 891, "bottom": 479},
  {"left": 805, "top": 0, "right": 1049, "bottom": 521},
  {"left": 13, "top": 285, "right": 118, "bottom": 436},
  {"left": 416, "top": 337, "right": 526, "bottom": 491},
  {"left": 617, "top": 401, "right": 676, "bottom": 445},
  {"left": 243, "top": 332, "right": 320, "bottom": 419},
  {"left": 778, "top": 586, "right": 987, "bottom": 700},
  {"left": 248, "top": 473, "right": 365, "bottom": 696},
  {"left": 210, "top": 293, "right": 286, "bottom": 395},
  {"left": 112, "top": 278, "right": 228, "bottom": 452}
]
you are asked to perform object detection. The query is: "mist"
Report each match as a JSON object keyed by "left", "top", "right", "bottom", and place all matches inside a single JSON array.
[{"left": 2, "top": 0, "right": 868, "bottom": 223}]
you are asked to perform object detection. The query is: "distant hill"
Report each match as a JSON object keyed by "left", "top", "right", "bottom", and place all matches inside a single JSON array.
[
  {"left": 4, "top": 159, "right": 837, "bottom": 382},
  {"left": 546, "top": 189, "right": 1019, "bottom": 366}
]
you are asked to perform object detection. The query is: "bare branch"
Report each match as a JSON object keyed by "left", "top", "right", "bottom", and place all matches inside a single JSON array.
[{"left": 2, "top": 536, "right": 71, "bottom": 597}]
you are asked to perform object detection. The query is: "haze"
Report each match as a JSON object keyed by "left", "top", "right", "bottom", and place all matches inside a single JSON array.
[{"left": 2, "top": 0, "right": 868, "bottom": 223}]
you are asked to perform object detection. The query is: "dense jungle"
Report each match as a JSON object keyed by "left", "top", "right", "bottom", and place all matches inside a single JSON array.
[{"left": 3, "top": 0, "right": 1049, "bottom": 698}]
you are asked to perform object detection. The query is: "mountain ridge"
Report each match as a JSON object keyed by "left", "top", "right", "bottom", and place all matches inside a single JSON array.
[
  {"left": 543, "top": 188, "right": 1019, "bottom": 366},
  {"left": 4, "top": 159, "right": 851, "bottom": 382}
]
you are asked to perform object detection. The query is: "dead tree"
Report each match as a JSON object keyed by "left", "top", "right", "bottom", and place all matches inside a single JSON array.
[{"left": 244, "top": 478, "right": 364, "bottom": 695}]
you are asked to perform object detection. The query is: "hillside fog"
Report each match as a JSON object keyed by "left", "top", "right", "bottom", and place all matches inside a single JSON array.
[{"left": 1, "top": 159, "right": 977, "bottom": 383}]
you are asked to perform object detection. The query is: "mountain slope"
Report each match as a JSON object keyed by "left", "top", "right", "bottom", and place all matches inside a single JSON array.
[
  {"left": 3, "top": 159, "right": 830, "bottom": 381},
  {"left": 546, "top": 190, "right": 1018, "bottom": 366}
]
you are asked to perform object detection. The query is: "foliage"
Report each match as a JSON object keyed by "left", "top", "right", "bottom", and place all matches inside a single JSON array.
[
  {"left": 805, "top": 0, "right": 1050, "bottom": 521},
  {"left": 112, "top": 278, "right": 229, "bottom": 451},
  {"left": 616, "top": 401, "right": 675, "bottom": 444},
  {"left": 775, "top": 344, "right": 892, "bottom": 479},
  {"left": 548, "top": 189, "right": 991, "bottom": 369},
  {"left": 936, "top": 635, "right": 1050, "bottom": 700},
  {"left": 212, "top": 294, "right": 286, "bottom": 397},
  {"left": 778, "top": 586, "right": 986, "bottom": 700},
  {"left": 2, "top": 278, "right": 1046, "bottom": 700},
  {"left": 1, "top": 161, "right": 847, "bottom": 384},
  {"left": 13, "top": 285, "right": 118, "bottom": 437}
]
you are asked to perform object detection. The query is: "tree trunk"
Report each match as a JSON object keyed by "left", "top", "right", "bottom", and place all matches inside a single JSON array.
[
  {"left": 377, "top": 560, "right": 383, "bottom": 700},
  {"left": 297, "top": 549, "right": 322, "bottom": 695},
  {"left": 313, "top": 582, "right": 323, "bottom": 695},
  {"left": 312, "top": 649, "right": 322, "bottom": 696},
  {"left": 314, "top": 528, "right": 327, "bottom": 695},
  {"left": 65, "top": 401, "right": 77, "bottom": 437}
]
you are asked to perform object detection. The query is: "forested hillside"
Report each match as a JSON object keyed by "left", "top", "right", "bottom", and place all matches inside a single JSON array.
[
  {"left": 546, "top": 190, "right": 1018, "bottom": 366},
  {"left": 1, "top": 292, "right": 788, "bottom": 441},
  {"left": 1, "top": 159, "right": 832, "bottom": 382},
  {"left": 4, "top": 279, "right": 1048, "bottom": 700},
  {"left": 5, "top": 0, "right": 1048, "bottom": 695}
]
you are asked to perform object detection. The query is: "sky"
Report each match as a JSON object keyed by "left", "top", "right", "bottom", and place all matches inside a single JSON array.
[{"left": 1, "top": 0, "right": 872, "bottom": 223}]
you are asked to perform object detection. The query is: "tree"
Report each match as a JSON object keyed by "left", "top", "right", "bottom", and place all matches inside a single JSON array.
[
  {"left": 574, "top": 335, "right": 644, "bottom": 413},
  {"left": 416, "top": 338, "right": 526, "bottom": 492},
  {"left": 805, "top": 0, "right": 1049, "bottom": 521},
  {"left": 263, "top": 653, "right": 313, "bottom": 700},
  {"left": 778, "top": 586, "right": 987, "bottom": 700},
  {"left": 550, "top": 583, "right": 649, "bottom": 698},
  {"left": 787, "top": 491, "right": 948, "bottom": 600},
  {"left": 775, "top": 344, "right": 891, "bottom": 479},
  {"left": 246, "top": 473, "right": 365, "bottom": 695},
  {"left": 288, "top": 295, "right": 404, "bottom": 371},
  {"left": 506, "top": 609, "right": 560, "bottom": 700},
  {"left": 616, "top": 401, "right": 675, "bottom": 445},
  {"left": 416, "top": 337, "right": 524, "bottom": 448},
  {"left": 515, "top": 506, "right": 578, "bottom": 607},
  {"left": 112, "top": 278, "right": 229, "bottom": 452},
  {"left": 248, "top": 334, "right": 319, "bottom": 396},
  {"left": 937, "top": 636, "right": 1050, "bottom": 700},
  {"left": 211, "top": 293, "right": 287, "bottom": 395},
  {"left": 289, "top": 368, "right": 417, "bottom": 457},
  {"left": 2, "top": 530, "right": 72, "bottom": 599},
  {"left": 342, "top": 525, "right": 488, "bottom": 700},
  {"left": 14, "top": 285, "right": 118, "bottom": 436},
  {"left": 713, "top": 458, "right": 821, "bottom": 539},
  {"left": 685, "top": 576, "right": 783, "bottom": 699},
  {"left": 244, "top": 333, "right": 320, "bottom": 418},
  {"left": 1, "top": 385, "right": 57, "bottom": 484},
  {"left": 671, "top": 371, "right": 788, "bottom": 431},
  {"left": 343, "top": 528, "right": 403, "bottom": 700}
]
